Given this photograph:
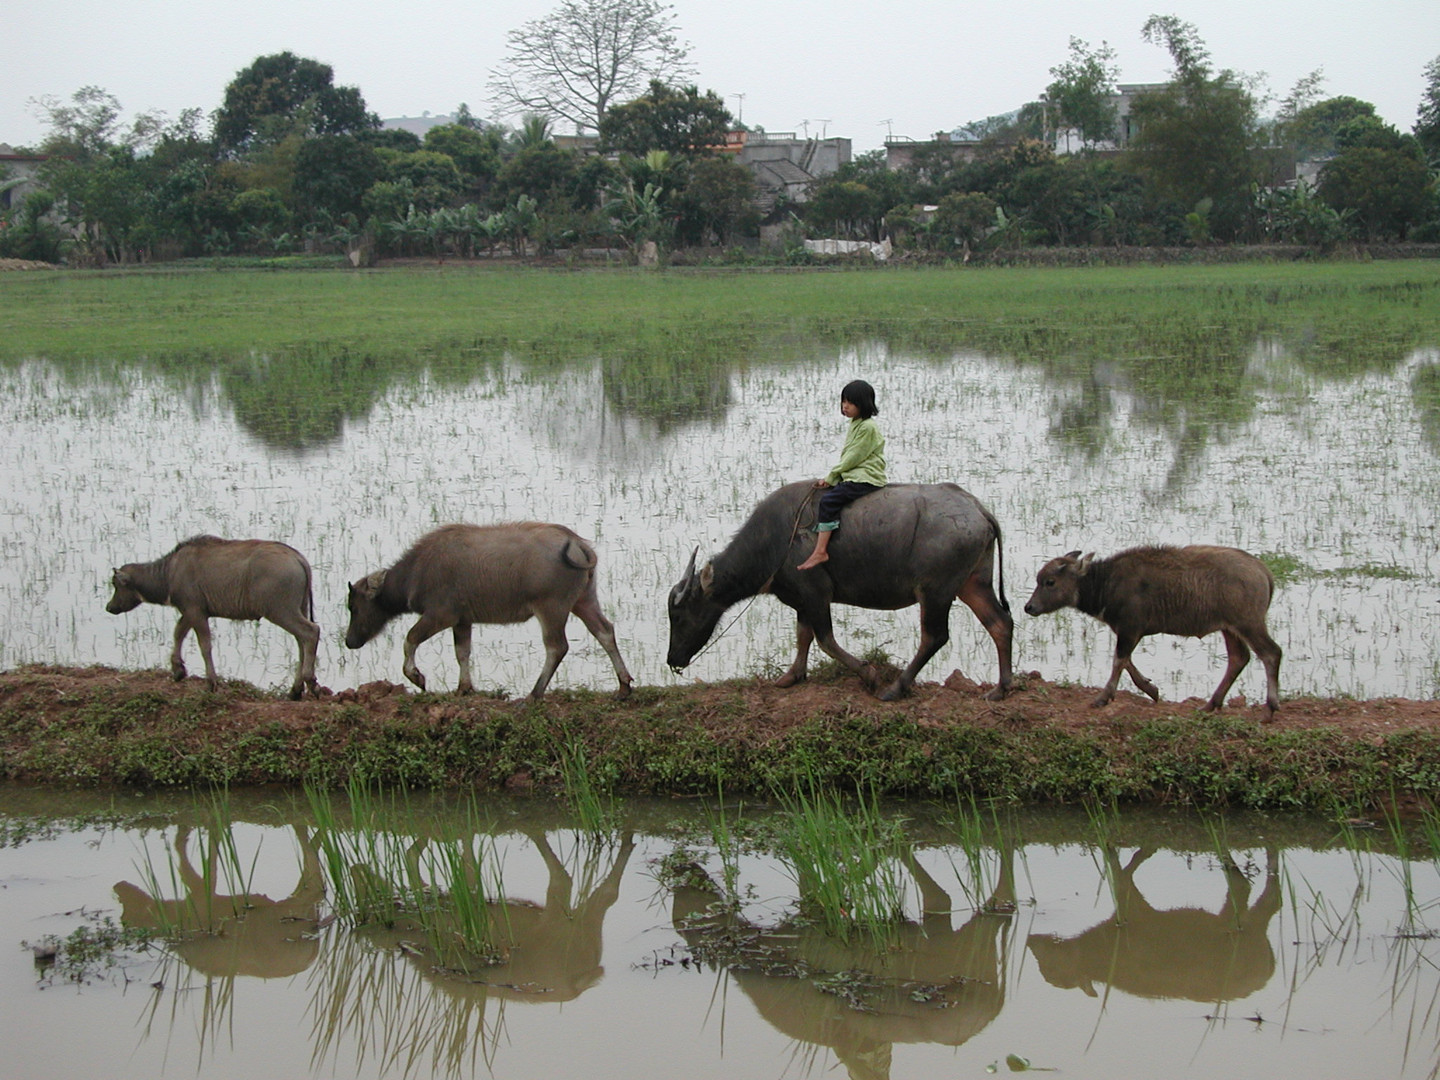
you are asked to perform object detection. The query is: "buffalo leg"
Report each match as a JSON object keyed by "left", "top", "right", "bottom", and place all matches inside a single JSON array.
[
  {"left": 1122, "top": 658, "right": 1160, "bottom": 702},
  {"left": 268, "top": 610, "right": 321, "bottom": 700},
  {"left": 452, "top": 622, "right": 475, "bottom": 694},
  {"left": 527, "top": 612, "right": 570, "bottom": 700},
  {"left": 881, "top": 595, "right": 953, "bottom": 701},
  {"left": 402, "top": 612, "right": 454, "bottom": 691},
  {"left": 190, "top": 615, "right": 221, "bottom": 690},
  {"left": 959, "top": 572, "right": 1014, "bottom": 700},
  {"left": 1243, "top": 626, "right": 1282, "bottom": 721},
  {"left": 806, "top": 605, "right": 875, "bottom": 690},
  {"left": 1205, "top": 629, "right": 1251, "bottom": 714},
  {"left": 169, "top": 615, "right": 193, "bottom": 682},
  {"left": 775, "top": 620, "right": 815, "bottom": 688},
  {"left": 1094, "top": 631, "right": 1148, "bottom": 708},
  {"left": 571, "top": 588, "right": 634, "bottom": 698}
]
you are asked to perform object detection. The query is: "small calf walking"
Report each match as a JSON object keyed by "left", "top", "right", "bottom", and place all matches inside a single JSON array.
[
  {"left": 106, "top": 536, "right": 321, "bottom": 699},
  {"left": 1024, "top": 545, "right": 1281, "bottom": 720},
  {"left": 344, "top": 522, "right": 633, "bottom": 700}
]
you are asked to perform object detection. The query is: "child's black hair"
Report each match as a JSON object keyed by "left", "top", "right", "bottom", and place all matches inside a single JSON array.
[{"left": 841, "top": 379, "right": 879, "bottom": 419}]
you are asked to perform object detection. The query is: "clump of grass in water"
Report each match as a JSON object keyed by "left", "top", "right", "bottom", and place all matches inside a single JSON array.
[
  {"left": 130, "top": 787, "right": 261, "bottom": 937},
  {"left": 703, "top": 781, "right": 745, "bottom": 908},
  {"left": 559, "top": 735, "right": 621, "bottom": 841},
  {"left": 944, "top": 793, "right": 1007, "bottom": 912},
  {"left": 24, "top": 913, "right": 157, "bottom": 984},
  {"left": 1082, "top": 797, "right": 1125, "bottom": 922},
  {"left": 306, "top": 781, "right": 505, "bottom": 964},
  {"left": 773, "top": 780, "right": 909, "bottom": 943}
]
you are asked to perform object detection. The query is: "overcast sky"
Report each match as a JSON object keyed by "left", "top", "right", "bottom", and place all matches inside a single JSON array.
[{"left": 4, "top": 0, "right": 1436, "bottom": 154}]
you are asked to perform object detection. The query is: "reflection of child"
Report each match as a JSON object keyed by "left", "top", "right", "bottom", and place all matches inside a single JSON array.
[{"left": 797, "top": 380, "right": 887, "bottom": 571}]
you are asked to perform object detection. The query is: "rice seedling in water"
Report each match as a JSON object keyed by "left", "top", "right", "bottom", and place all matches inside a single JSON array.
[
  {"left": 129, "top": 788, "right": 262, "bottom": 937},
  {"left": 702, "top": 781, "right": 745, "bottom": 908},
  {"left": 306, "top": 781, "right": 505, "bottom": 964},
  {"left": 1082, "top": 797, "right": 1126, "bottom": 923},
  {"left": 559, "top": 735, "right": 620, "bottom": 841},
  {"left": 943, "top": 793, "right": 1006, "bottom": 912},
  {"left": 773, "top": 780, "right": 910, "bottom": 942},
  {"left": 307, "top": 781, "right": 417, "bottom": 927}
]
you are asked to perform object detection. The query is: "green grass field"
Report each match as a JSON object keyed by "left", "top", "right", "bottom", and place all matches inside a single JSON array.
[{"left": 3, "top": 261, "right": 1439, "bottom": 369}]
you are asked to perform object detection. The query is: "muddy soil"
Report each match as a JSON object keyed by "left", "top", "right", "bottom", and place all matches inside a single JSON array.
[{"left": 3, "top": 665, "right": 1437, "bottom": 745}]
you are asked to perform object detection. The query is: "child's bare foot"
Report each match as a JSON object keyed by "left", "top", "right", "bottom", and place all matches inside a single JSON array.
[{"left": 796, "top": 551, "right": 829, "bottom": 570}]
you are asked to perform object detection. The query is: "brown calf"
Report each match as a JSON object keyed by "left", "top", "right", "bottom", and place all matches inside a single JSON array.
[{"left": 1024, "top": 545, "right": 1281, "bottom": 719}]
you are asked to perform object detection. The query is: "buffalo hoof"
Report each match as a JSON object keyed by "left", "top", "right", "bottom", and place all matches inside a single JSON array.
[
  {"left": 877, "top": 680, "right": 910, "bottom": 702},
  {"left": 1089, "top": 693, "right": 1114, "bottom": 709},
  {"left": 170, "top": 664, "right": 187, "bottom": 682},
  {"left": 983, "top": 684, "right": 1008, "bottom": 701},
  {"left": 773, "top": 671, "right": 806, "bottom": 689},
  {"left": 614, "top": 682, "right": 632, "bottom": 701}
]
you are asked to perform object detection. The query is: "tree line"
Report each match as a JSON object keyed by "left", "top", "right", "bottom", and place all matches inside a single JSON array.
[{"left": 2, "top": 4, "right": 1437, "bottom": 266}]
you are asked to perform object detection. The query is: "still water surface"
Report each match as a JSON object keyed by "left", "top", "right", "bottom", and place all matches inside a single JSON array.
[
  {"left": 3, "top": 788, "right": 1438, "bottom": 1080},
  {"left": 1, "top": 331, "right": 1438, "bottom": 701}
]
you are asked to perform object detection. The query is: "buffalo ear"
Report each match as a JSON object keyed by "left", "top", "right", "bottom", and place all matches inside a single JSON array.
[
  {"left": 698, "top": 561, "right": 715, "bottom": 597},
  {"left": 1063, "top": 550, "right": 1082, "bottom": 560},
  {"left": 359, "top": 569, "right": 387, "bottom": 597},
  {"left": 1076, "top": 553, "right": 1096, "bottom": 574}
]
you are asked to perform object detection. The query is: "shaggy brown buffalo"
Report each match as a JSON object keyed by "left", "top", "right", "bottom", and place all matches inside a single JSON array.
[
  {"left": 667, "top": 481, "right": 1013, "bottom": 701},
  {"left": 1024, "top": 545, "right": 1282, "bottom": 719},
  {"left": 106, "top": 536, "right": 320, "bottom": 699},
  {"left": 344, "top": 522, "right": 633, "bottom": 700}
]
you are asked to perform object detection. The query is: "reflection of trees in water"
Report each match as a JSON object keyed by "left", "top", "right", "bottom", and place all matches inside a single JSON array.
[
  {"left": 220, "top": 348, "right": 391, "bottom": 452},
  {"left": 670, "top": 842, "right": 1017, "bottom": 1080},
  {"left": 599, "top": 352, "right": 733, "bottom": 431},
  {"left": 1413, "top": 362, "right": 1440, "bottom": 453}
]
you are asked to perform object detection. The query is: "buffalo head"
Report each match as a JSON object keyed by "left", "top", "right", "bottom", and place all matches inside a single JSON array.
[
  {"left": 666, "top": 548, "right": 726, "bottom": 671},
  {"left": 1023, "top": 550, "right": 1091, "bottom": 617},
  {"left": 344, "top": 570, "right": 393, "bottom": 649},
  {"left": 105, "top": 567, "right": 144, "bottom": 615}
]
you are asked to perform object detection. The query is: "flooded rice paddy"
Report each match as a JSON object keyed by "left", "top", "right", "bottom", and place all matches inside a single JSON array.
[
  {"left": 2, "top": 321, "right": 1439, "bottom": 702},
  {"left": 6, "top": 787, "right": 1440, "bottom": 1080}
]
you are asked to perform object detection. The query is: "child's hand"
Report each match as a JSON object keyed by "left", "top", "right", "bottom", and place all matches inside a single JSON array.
[{"left": 814, "top": 479, "right": 831, "bottom": 488}]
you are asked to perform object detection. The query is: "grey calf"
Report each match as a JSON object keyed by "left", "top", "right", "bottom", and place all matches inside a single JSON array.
[
  {"left": 344, "top": 522, "right": 633, "bottom": 700},
  {"left": 106, "top": 536, "right": 320, "bottom": 699}
]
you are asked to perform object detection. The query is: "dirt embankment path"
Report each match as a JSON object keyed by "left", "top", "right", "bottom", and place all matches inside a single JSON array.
[{"left": 3, "top": 665, "right": 1440, "bottom": 807}]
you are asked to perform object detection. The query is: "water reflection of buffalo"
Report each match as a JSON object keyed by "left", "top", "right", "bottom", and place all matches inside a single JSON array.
[
  {"left": 667, "top": 481, "right": 1014, "bottom": 701},
  {"left": 671, "top": 846, "right": 1016, "bottom": 1080},
  {"left": 114, "top": 824, "right": 324, "bottom": 979},
  {"left": 1027, "top": 845, "right": 1281, "bottom": 1002},
  {"left": 366, "top": 829, "right": 636, "bottom": 1003}
]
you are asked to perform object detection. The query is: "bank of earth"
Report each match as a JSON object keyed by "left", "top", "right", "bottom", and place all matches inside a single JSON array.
[{"left": 3, "top": 665, "right": 1439, "bottom": 813}]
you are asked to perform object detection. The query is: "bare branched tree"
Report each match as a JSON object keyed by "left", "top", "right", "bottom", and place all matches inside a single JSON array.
[{"left": 487, "top": 0, "right": 695, "bottom": 134}]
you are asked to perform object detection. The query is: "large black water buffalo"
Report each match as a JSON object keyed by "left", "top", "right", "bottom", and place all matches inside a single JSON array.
[
  {"left": 1023, "top": 545, "right": 1282, "bottom": 719},
  {"left": 106, "top": 536, "right": 320, "bottom": 699},
  {"left": 344, "top": 522, "right": 633, "bottom": 700},
  {"left": 667, "top": 481, "right": 1013, "bottom": 701}
]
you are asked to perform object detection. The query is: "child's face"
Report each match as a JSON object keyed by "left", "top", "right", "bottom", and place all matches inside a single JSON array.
[{"left": 840, "top": 399, "right": 861, "bottom": 419}]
